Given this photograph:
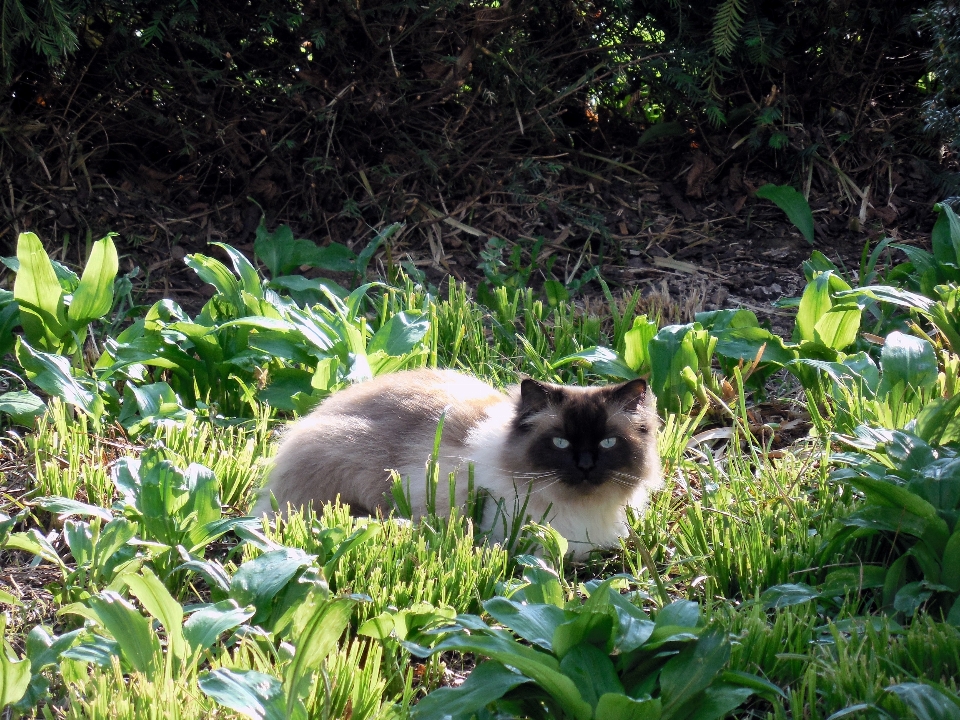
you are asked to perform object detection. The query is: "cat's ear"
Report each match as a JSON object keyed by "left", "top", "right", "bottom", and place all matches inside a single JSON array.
[
  {"left": 611, "top": 378, "right": 649, "bottom": 413},
  {"left": 519, "top": 379, "right": 558, "bottom": 416}
]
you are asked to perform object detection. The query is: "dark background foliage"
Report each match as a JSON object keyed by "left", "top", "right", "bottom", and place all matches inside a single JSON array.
[{"left": 0, "top": 0, "right": 951, "bottom": 252}]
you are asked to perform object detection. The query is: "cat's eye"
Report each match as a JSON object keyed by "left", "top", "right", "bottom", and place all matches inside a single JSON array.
[
  {"left": 600, "top": 437, "right": 617, "bottom": 448},
  {"left": 552, "top": 437, "right": 570, "bottom": 449}
]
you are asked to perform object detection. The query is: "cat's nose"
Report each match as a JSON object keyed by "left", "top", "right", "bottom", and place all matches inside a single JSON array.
[{"left": 577, "top": 452, "right": 595, "bottom": 471}]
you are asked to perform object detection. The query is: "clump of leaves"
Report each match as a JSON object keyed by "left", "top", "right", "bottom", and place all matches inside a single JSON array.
[
  {"left": 401, "top": 571, "right": 782, "bottom": 719},
  {"left": 764, "top": 396, "right": 960, "bottom": 621}
]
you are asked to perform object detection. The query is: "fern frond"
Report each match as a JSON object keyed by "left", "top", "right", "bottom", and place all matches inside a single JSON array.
[{"left": 712, "top": 0, "right": 747, "bottom": 59}]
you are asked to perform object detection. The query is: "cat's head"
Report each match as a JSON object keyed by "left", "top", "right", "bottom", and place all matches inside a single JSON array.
[{"left": 507, "top": 378, "right": 660, "bottom": 494}]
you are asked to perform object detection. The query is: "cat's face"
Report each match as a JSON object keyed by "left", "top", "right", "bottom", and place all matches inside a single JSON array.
[{"left": 509, "top": 378, "right": 659, "bottom": 493}]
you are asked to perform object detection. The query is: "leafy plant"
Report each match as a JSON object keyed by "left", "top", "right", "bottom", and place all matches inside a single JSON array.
[
  {"left": 9, "top": 231, "right": 119, "bottom": 358},
  {"left": 97, "top": 243, "right": 431, "bottom": 420},
  {"left": 254, "top": 219, "right": 401, "bottom": 281},
  {"left": 199, "top": 590, "right": 360, "bottom": 720},
  {"left": 404, "top": 573, "right": 782, "bottom": 720},
  {"left": 111, "top": 451, "right": 251, "bottom": 581},
  {"left": 824, "top": 411, "right": 960, "bottom": 621},
  {"left": 756, "top": 184, "right": 815, "bottom": 244}
]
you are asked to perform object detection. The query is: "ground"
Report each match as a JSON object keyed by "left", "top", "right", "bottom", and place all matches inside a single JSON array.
[{"left": 0, "top": 144, "right": 940, "bottom": 340}]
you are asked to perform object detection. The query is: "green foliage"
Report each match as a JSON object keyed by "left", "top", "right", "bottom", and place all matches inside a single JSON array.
[
  {"left": 6, "top": 207, "right": 960, "bottom": 719},
  {"left": 826, "top": 421, "right": 960, "bottom": 621},
  {"left": 0, "top": 616, "right": 30, "bottom": 712},
  {"left": 0, "top": 0, "right": 79, "bottom": 82},
  {"left": 406, "top": 574, "right": 781, "bottom": 720},
  {"left": 11, "top": 231, "right": 119, "bottom": 356},
  {"left": 918, "top": 2, "right": 960, "bottom": 160},
  {"left": 756, "top": 184, "right": 816, "bottom": 244}
]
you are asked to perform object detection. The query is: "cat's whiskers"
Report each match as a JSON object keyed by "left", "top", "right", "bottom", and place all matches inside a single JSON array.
[{"left": 437, "top": 454, "right": 560, "bottom": 481}]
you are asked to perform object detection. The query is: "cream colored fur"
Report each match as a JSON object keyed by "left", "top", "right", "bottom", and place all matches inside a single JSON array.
[{"left": 252, "top": 368, "right": 662, "bottom": 558}]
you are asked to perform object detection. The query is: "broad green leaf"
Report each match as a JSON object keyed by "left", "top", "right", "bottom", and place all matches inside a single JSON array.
[
  {"left": 230, "top": 548, "right": 315, "bottom": 624},
  {"left": 0, "top": 390, "right": 46, "bottom": 425},
  {"left": 63, "top": 520, "right": 93, "bottom": 566},
  {"left": 835, "top": 285, "right": 935, "bottom": 313},
  {"left": 878, "top": 331, "right": 938, "bottom": 397},
  {"left": 655, "top": 600, "right": 700, "bottom": 630},
  {"left": 893, "top": 582, "right": 932, "bottom": 615},
  {"left": 322, "top": 523, "right": 381, "bottom": 577},
  {"left": 183, "top": 463, "right": 222, "bottom": 529},
  {"left": 0, "top": 298, "right": 21, "bottom": 357},
  {"left": 34, "top": 496, "right": 113, "bottom": 522},
  {"left": 5, "top": 529, "right": 65, "bottom": 568},
  {"left": 558, "top": 644, "right": 624, "bottom": 708},
  {"left": 283, "top": 596, "right": 356, "bottom": 716},
  {"left": 430, "top": 633, "right": 592, "bottom": 720},
  {"left": 908, "top": 456, "right": 960, "bottom": 512},
  {"left": 15, "top": 338, "right": 100, "bottom": 416},
  {"left": 25, "top": 626, "right": 86, "bottom": 673},
  {"left": 212, "top": 243, "right": 262, "bottom": 299},
  {"left": 594, "top": 694, "right": 662, "bottom": 720},
  {"left": 659, "top": 627, "right": 730, "bottom": 715},
  {"left": 199, "top": 668, "right": 295, "bottom": 720},
  {"left": 720, "top": 670, "right": 788, "bottom": 699},
  {"left": 756, "top": 184, "right": 814, "bottom": 243},
  {"left": 695, "top": 308, "right": 759, "bottom": 333},
  {"left": 552, "top": 610, "right": 615, "bottom": 659},
  {"left": 943, "top": 528, "right": 960, "bottom": 592},
  {"left": 605, "top": 594, "right": 655, "bottom": 654},
  {"left": 932, "top": 203, "right": 960, "bottom": 266},
  {"left": 914, "top": 395, "right": 960, "bottom": 446},
  {"left": 255, "top": 223, "right": 311, "bottom": 277},
  {"left": 184, "top": 254, "right": 242, "bottom": 309},
  {"left": 649, "top": 325, "right": 698, "bottom": 414},
  {"left": 268, "top": 275, "right": 348, "bottom": 307},
  {"left": 313, "top": 242, "right": 358, "bottom": 272},
  {"left": 850, "top": 476, "right": 949, "bottom": 551},
  {"left": 483, "top": 597, "right": 567, "bottom": 651},
  {"left": 411, "top": 661, "right": 532, "bottom": 720},
  {"left": 623, "top": 315, "right": 657, "bottom": 373},
  {"left": 820, "top": 566, "right": 887, "bottom": 598},
  {"left": 948, "top": 596, "right": 960, "bottom": 626},
  {"left": 885, "top": 682, "right": 960, "bottom": 720},
  {"left": 124, "top": 567, "right": 186, "bottom": 661},
  {"left": 715, "top": 326, "right": 796, "bottom": 366},
  {"left": 183, "top": 600, "right": 255, "bottom": 653},
  {"left": 686, "top": 683, "right": 755, "bottom": 720},
  {"left": 796, "top": 272, "right": 845, "bottom": 342},
  {"left": 368, "top": 311, "right": 430, "bottom": 356},
  {"left": 814, "top": 303, "right": 861, "bottom": 351},
  {"left": 0, "top": 646, "right": 30, "bottom": 709},
  {"left": 842, "top": 505, "right": 931, "bottom": 539},
  {"left": 87, "top": 591, "right": 161, "bottom": 677},
  {"left": 555, "top": 346, "right": 638, "bottom": 381},
  {"left": 59, "top": 635, "right": 120, "bottom": 667},
  {"left": 544, "top": 279, "right": 570, "bottom": 308},
  {"left": 760, "top": 583, "right": 820, "bottom": 610},
  {"left": 13, "top": 232, "right": 66, "bottom": 350},
  {"left": 258, "top": 369, "right": 315, "bottom": 412},
  {"left": 356, "top": 223, "right": 401, "bottom": 276},
  {"left": 93, "top": 518, "right": 137, "bottom": 572},
  {"left": 68, "top": 234, "right": 118, "bottom": 327}
]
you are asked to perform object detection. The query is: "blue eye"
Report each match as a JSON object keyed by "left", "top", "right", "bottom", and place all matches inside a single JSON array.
[
  {"left": 552, "top": 437, "right": 570, "bottom": 449},
  {"left": 600, "top": 437, "right": 617, "bottom": 449}
]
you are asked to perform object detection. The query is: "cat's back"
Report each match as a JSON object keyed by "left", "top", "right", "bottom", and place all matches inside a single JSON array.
[
  {"left": 312, "top": 368, "right": 506, "bottom": 440},
  {"left": 254, "top": 369, "right": 508, "bottom": 515}
]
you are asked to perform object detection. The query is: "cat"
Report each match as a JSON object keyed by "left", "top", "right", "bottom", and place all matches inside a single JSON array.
[{"left": 251, "top": 368, "right": 662, "bottom": 558}]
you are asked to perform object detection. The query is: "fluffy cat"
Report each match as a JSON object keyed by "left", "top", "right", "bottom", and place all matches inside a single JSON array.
[{"left": 252, "top": 368, "right": 662, "bottom": 557}]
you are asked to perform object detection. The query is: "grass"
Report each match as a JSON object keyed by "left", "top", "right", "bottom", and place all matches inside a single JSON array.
[{"left": 2, "top": 264, "right": 957, "bottom": 719}]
